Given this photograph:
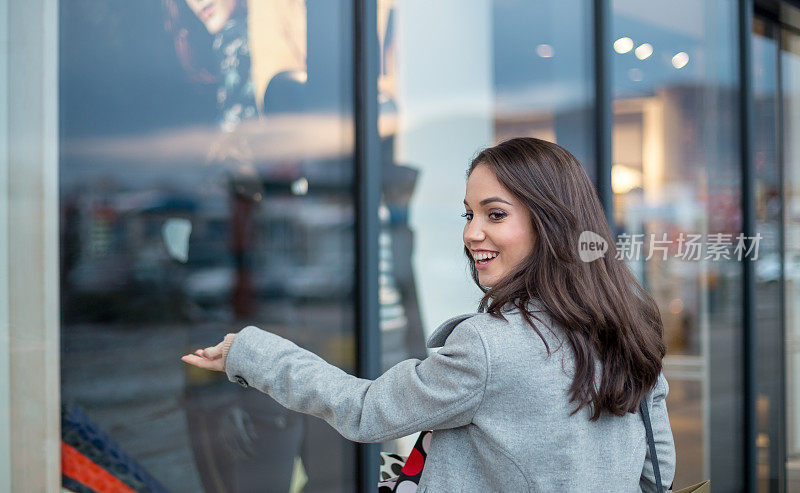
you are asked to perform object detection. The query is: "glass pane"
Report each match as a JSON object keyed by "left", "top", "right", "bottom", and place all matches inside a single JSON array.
[
  {"left": 611, "top": 0, "right": 743, "bottom": 489},
  {"left": 376, "top": 0, "right": 594, "bottom": 455},
  {"left": 752, "top": 17, "right": 782, "bottom": 492},
  {"left": 783, "top": 23, "right": 800, "bottom": 492},
  {"left": 59, "top": 1, "right": 357, "bottom": 491}
]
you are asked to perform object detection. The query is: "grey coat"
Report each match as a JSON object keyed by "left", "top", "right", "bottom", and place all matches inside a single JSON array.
[{"left": 224, "top": 300, "right": 676, "bottom": 492}]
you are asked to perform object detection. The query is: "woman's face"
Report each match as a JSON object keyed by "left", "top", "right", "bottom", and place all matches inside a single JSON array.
[
  {"left": 185, "top": 0, "right": 237, "bottom": 35},
  {"left": 463, "top": 163, "right": 536, "bottom": 288}
]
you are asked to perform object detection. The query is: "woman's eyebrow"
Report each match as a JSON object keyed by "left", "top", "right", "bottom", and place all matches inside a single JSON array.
[{"left": 463, "top": 196, "right": 513, "bottom": 207}]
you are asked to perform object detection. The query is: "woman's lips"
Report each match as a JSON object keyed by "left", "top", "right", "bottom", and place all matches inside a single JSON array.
[{"left": 474, "top": 254, "right": 498, "bottom": 270}]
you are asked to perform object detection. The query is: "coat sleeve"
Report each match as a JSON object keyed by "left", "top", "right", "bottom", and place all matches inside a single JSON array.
[
  {"left": 223, "top": 319, "right": 489, "bottom": 443},
  {"left": 640, "top": 371, "right": 676, "bottom": 492}
]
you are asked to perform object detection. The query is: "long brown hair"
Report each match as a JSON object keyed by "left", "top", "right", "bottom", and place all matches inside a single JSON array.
[
  {"left": 161, "top": 0, "right": 248, "bottom": 84},
  {"left": 465, "top": 137, "right": 665, "bottom": 420}
]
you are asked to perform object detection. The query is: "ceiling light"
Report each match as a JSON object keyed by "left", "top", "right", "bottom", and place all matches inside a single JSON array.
[
  {"left": 635, "top": 43, "right": 653, "bottom": 60},
  {"left": 672, "top": 52, "right": 689, "bottom": 69},
  {"left": 614, "top": 37, "right": 634, "bottom": 54},
  {"left": 536, "top": 44, "right": 554, "bottom": 58}
]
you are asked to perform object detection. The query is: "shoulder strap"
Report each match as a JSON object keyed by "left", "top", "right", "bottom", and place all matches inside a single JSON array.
[{"left": 640, "top": 399, "right": 664, "bottom": 493}]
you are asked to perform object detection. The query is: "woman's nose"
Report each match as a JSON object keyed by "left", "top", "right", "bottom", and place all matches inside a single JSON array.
[{"left": 463, "top": 219, "right": 486, "bottom": 243}]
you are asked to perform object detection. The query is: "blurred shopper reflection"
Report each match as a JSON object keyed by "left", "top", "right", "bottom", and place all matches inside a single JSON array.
[
  {"left": 59, "top": 0, "right": 425, "bottom": 490},
  {"left": 164, "top": 1, "right": 304, "bottom": 491},
  {"left": 166, "top": 0, "right": 427, "bottom": 488}
]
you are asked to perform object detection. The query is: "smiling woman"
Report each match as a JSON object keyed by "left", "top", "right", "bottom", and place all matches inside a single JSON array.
[
  {"left": 183, "top": 136, "right": 675, "bottom": 492},
  {"left": 462, "top": 166, "right": 537, "bottom": 287},
  {"left": 460, "top": 138, "right": 666, "bottom": 420}
]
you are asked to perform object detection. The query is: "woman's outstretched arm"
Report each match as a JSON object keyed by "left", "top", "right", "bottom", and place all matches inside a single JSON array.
[{"left": 185, "top": 319, "right": 489, "bottom": 443}]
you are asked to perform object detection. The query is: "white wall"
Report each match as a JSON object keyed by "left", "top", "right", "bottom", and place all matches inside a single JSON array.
[
  {"left": 395, "top": 0, "right": 494, "bottom": 336},
  {"left": 1, "top": 0, "right": 61, "bottom": 490}
]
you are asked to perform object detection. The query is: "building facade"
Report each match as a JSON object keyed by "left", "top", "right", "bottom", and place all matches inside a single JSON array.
[{"left": 2, "top": 0, "right": 800, "bottom": 491}]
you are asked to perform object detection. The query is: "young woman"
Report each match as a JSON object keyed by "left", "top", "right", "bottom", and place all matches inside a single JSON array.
[{"left": 181, "top": 137, "right": 676, "bottom": 491}]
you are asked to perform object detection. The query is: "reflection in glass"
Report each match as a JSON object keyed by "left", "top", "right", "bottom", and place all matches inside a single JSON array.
[
  {"left": 752, "top": 17, "right": 782, "bottom": 492},
  {"left": 782, "top": 20, "right": 800, "bottom": 493},
  {"left": 59, "top": 1, "right": 357, "bottom": 491},
  {"left": 376, "top": 0, "right": 594, "bottom": 455},
  {"left": 611, "top": 0, "right": 742, "bottom": 489}
]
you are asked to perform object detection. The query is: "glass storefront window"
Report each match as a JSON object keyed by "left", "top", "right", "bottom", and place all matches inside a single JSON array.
[
  {"left": 748, "top": 10, "right": 800, "bottom": 491},
  {"left": 377, "top": 0, "right": 595, "bottom": 455},
  {"left": 59, "top": 1, "right": 358, "bottom": 491},
  {"left": 4, "top": 0, "right": 800, "bottom": 489},
  {"left": 782, "top": 18, "right": 800, "bottom": 492},
  {"left": 611, "top": 0, "right": 742, "bottom": 489},
  {"left": 752, "top": 16, "right": 782, "bottom": 491}
]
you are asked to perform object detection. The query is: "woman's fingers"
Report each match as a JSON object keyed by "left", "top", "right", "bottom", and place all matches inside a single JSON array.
[
  {"left": 181, "top": 353, "right": 223, "bottom": 371},
  {"left": 190, "top": 346, "right": 221, "bottom": 360},
  {"left": 203, "top": 344, "right": 223, "bottom": 360},
  {"left": 181, "top": 337, "right": 227, "bottom": 371}
]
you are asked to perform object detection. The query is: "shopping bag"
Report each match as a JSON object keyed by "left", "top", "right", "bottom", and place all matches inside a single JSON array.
[
  {"left": 674, "top": 480, "right": 710, "bottom": 493},
  {"left": 377, "top": 431, "right": 431, "bottom": 492}
]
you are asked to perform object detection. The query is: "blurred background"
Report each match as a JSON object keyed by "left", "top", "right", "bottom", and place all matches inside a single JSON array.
[{"left": 3, "top": 0, "right": 800, "bottom": 492}]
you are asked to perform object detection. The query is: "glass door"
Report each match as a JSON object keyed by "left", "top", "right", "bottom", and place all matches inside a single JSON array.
[
  {"left": 610, "top": 1, "right": 743, "bottom": 488},
  {"left": 753, "top": 4, "right": 800, "bottom": 491},
  {"left": 779, "top": 12, "right": 800, "bottom": 493},
  {"left": 753, "top": 13, "right": 784, "bottom": 492}
]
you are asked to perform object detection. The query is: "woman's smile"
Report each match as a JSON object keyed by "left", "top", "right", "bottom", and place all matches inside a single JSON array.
[{"left": 473, "top": 250, "right": 499, "bottom": 269}]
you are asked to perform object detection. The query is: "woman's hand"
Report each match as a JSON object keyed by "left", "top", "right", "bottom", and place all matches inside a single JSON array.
[{"left": 181, "top": 340, "right": 226, "bottom": 372}]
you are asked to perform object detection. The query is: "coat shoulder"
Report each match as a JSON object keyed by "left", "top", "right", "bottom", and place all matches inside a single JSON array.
[
  {"left": 426, "top": 313, "right": 477, "bottom": 348},
  {"left": 425, "top": 311, "right": 513, "bottom": 348}
]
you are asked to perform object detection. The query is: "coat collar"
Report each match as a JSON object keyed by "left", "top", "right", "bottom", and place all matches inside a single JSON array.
[
  {"left": 426, "top": 313, "right": 477, "bottom": 348},
  {"left": 425, "top": 299, "right": 544, "bottom": 348}
]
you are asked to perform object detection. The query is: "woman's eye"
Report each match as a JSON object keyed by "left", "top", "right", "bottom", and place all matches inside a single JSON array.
[{"left": 462, "top": 211, "right": 506, "bottom": 221}]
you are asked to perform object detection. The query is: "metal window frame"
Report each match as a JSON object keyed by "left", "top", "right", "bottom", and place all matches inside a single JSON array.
[
  {"left": 353, "top": 0, "right": 381, "bottom": 491},
  {"left": 740, "top": 1, "right": 758, "bottom": 492},
  {"left": 593, "top": 0, "right": 614, "bottom": 222}
]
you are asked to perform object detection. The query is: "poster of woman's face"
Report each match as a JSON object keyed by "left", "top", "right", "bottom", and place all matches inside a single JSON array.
[{"left": 183, "top": 0, "right": 238, "bottom": 34}]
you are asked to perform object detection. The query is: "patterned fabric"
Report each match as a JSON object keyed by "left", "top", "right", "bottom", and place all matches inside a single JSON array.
[
  {"left": 377, "top": 431, "right": 432, "bottom": 493},
  {"left": 62, "top": 442, "right": 137, "bottom": 493},
  {"left": 212, "top": 16, "right": 258, "bottom": 132},
  {"left": 61, "top": 403, "right": 168, "bottom": 493},
  {"left": 378, "top": 452, "right": 405, "bottom": 491}
]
